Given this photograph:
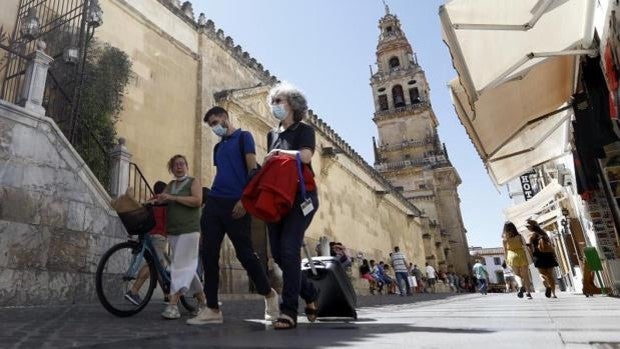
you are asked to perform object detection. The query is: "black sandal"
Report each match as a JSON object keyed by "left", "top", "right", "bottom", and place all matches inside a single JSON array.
[
  {"left": 273, "top": 314, "right": 297, "bottom": 330},
  {"left": 305, "top": 301, "right": 318, "bottom": 323}
]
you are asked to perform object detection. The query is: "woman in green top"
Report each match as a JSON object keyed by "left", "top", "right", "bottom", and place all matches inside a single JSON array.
[{"left": 157, "top": 154, "right": 206, "bottom": 320}]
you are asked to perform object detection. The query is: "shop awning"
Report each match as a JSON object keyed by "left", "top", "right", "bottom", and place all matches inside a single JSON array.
[
  {"left": 504, "top": 181, "right": 566, "bottom": 232},
  {"left": 441, "top": 0, "right": 598, "bottom": 185},
  {"left": 450, "top": 73, "right": 572, "bottom": 185}
]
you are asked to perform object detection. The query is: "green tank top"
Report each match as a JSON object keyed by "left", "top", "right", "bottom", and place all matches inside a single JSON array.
[{"left": 166, "top": 177, "right": 200, "bottom": 235}]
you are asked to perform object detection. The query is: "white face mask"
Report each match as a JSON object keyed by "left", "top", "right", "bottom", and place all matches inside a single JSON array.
[
  {"left": 271, "top": 104, "right": 287, "bottom": 120},
  {"left": 211, "top": 123, "right": 227, "bottom": 137}
]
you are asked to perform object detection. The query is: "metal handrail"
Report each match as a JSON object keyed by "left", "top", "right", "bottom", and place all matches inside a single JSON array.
[{"left": 129, "top": 162, "right": 154, "bottom": 204}]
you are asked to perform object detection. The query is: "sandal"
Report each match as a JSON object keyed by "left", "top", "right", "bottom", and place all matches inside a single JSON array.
[
  {"left": 305, "top": 300, "right": 319, "bottom": 323},
  {"left": 273, "top": 314, "right": 297, "bottom": 330}
]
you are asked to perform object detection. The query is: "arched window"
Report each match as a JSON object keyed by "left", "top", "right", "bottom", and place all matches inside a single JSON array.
[
  {"left": 392, "top": 85, "right": 405, "bottom": 108},
  {"left": 389, "top": 57, "right": 400, "bottom": 69}
]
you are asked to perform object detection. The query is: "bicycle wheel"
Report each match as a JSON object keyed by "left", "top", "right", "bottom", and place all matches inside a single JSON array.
[{"left": 95, "top": 241, "right": 157, "bottom": 317}]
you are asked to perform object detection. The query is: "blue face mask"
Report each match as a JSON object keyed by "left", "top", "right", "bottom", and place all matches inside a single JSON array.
[
  {"left": 271, "top": 104, "right": 287, "bottom": 120},
  {"left": 211, "top": 123, "right": 228, "bottom": 137}
]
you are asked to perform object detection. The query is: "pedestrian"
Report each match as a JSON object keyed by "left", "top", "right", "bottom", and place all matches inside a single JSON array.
[
  {"left": 472, "top": 258, "right": 489, "bottom": 295},
  {"left": 447, "top": 272, "right": 458, "bottom": 293},
  {"left": 411, "top": 264, "right": 424, "bottom": 293},
  {"left": 526, "top": 219, "right": 559, "bottom": 298},
  {"left": 390, "top": 246, "right": 412, "bottom": 296},
  {"left": 332, "top": 242, "right": 352, "bottom": 268},
  {"left": 125, "top": 180, "right": 169, "bottom": 305},
  {"left": 502, "top": 221, "right": 533, "bottom": 299},
  {"left": 370, "top": 259, "right": 385, "bottom": 294},
  {"left": 501, "top": 261, "right": 517, "bottom": 293},
  {"left": 359, "top": 259, "right": 378, "bottom": 294},
  {"left": 157, "top": 155, "right": 207, "bottom": 319},
  {"left": 261, "top": 83, "right": 320, "bottom": 330},
  {"left": 383, "top": 264, "right": 397, "bottom": 294},
  {"left": 425, "top": 262, "right": 437, "bottom": 293},
  {"left": 187, "top": 107, "right": 279, "bottom": 325}
]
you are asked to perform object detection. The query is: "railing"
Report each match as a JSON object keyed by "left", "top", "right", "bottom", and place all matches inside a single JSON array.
[
  {"left": 72, "top": 120, "right": 112, "bottom": 191},
  {"left": 378, "top": 135, "right": 438, "bottom": 152},
  {"left": 374, "top": 101, "right": 429, "bottom": 119},
  {"left": 375, "top": 154, "right": 450, "bottom": 172},
  {"left": 128, "top": 162, "right": 154, "bottom": 203}
]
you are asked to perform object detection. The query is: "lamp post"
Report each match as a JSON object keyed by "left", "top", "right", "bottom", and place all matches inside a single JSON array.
[{"left": 20, "top": 8, "right": 41, "bottom": 41}]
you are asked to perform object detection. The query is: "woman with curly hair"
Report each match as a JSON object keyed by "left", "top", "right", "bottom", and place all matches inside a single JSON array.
[{"left": 262, "top": 82, "right": 319, "bottom": 329}]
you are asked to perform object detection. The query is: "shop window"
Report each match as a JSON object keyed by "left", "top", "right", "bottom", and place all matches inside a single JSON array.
[
  {"left": 378, "top": 95, "right": 389, "bottom": 111},
  {"left": 392, "top": 85, "right": 405, "bottom": 108}
]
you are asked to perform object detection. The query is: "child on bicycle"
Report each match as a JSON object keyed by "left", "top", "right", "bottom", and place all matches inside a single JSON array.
[{"left": 124, "top": 181, "right": 169, "bottom": 305}]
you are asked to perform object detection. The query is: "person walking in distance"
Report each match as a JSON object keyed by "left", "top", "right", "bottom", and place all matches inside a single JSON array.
[
  {"left": 425, "top": 262, "right": 437, "bottom": 293},
  {"left": 391, "top": 246, "right": 412, "bottom": 296},
  {"left": 526, "top": 219, "right": 559, "bottom": 298},
  {"left": 472, "top": 258, "right": 489, "bottom": 295},
  {"left": 502, "top": 222, "right": 533, "bottom": 299},
  {"left": 501, "top": 262, "right": 517, "bottom": 293},
  {"left": 188, "top": 107, "right": 279, "bottom": 325}
]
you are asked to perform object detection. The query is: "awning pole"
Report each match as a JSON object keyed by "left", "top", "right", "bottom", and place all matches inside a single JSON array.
[{"left": 439, "top": 5, "right": 478, "bottom": 106}]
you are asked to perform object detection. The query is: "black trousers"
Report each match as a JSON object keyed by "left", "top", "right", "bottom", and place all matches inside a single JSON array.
[
  {"left": 201, "top": 196, "right": 271, "bottom": 309},
  {"left": 267, "top": 191, "right": 319, "bottom": 318}
]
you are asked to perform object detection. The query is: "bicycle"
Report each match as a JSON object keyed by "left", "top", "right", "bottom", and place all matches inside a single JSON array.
[{"left": 95, "top": 204, "right": 199, "bottom": 317}]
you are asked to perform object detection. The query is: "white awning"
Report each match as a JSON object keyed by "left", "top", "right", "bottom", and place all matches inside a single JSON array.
[
  {"left": 441, "top": 0, "right": 596, "bottom": 105},
  {"left": 504, "top": 181, "right": 566, "bottom": 232},
  {"left": 441, "top": 0, "right": 597, "bottom": 185},
  {"left": 450, "top": 73, "right": 572, "bottom": 185}
]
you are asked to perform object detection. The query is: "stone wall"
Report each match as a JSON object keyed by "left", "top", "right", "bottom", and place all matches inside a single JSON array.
[{"left": 0, "top": 101, "right": 126, "bottom": 306}]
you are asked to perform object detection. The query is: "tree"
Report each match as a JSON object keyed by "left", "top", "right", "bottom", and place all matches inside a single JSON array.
[{"left": 72, "top": 41, "right": 132, "bottom": 189}]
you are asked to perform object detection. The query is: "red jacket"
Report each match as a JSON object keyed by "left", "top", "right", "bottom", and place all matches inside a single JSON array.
[{"left": 242, "top": 155, "right": 316, "bottom": 223}]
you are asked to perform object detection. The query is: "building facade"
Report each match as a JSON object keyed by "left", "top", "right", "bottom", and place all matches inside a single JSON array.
[
  {"left": 469, "top": 247, "right": 506, "bottom": 284},
  {"left": 0, "top": 0, "right": 455, "bottom": 299},
  {"left": 370, "top": 8, "right": 471, "bottom": 274}
]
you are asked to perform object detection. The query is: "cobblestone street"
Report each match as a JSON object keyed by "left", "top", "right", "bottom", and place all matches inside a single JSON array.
[{"left": 1, "top": 293, "right": 619, "bottom": 348}]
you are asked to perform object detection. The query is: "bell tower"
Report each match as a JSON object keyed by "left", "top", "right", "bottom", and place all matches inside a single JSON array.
[{"left": 370, "top": 6, "right": 471, "bottom": 274}]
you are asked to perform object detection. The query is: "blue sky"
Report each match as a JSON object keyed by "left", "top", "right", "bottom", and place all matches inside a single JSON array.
[{"left": 197, "top": 0, "right": 513, "bottom": 248}]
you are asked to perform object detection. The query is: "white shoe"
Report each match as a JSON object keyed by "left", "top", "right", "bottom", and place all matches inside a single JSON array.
[
  {"left": 161, "top": 304, "right": 180, "bottom": 319},
  {"left": 186, "top": 307, "right": 223, "bottom": 325},
  {"left": 264, "top": 288, "right": 280, "bottom": 321}
]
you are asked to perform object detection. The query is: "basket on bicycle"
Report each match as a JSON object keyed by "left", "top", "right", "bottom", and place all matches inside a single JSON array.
[{"left": 118, "top": 206, "right": 156, "bottom": 236}]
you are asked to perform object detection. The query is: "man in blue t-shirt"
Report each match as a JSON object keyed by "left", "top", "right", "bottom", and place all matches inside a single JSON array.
[{"left": 188, "top": 107, "right": 278, "bottom": 326}]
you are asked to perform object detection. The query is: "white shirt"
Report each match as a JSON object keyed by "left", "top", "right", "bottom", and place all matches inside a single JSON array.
[{"left": 426, "top": 265, "right": 436, "bottom": 279}]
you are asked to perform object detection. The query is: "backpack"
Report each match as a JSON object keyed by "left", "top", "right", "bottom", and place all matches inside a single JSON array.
[
  {"left": 537, "top": 234, "right": 554, "bottom": 253},
  {"left": 213, "top": 130, "right": 260, "bottom": 178}
]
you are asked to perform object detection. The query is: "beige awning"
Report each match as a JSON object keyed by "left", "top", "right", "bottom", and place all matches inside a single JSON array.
[
  {"left": 504, "top": 181, "right": 566, "bottom": 232},
  {"left": 441, "top": 0, "right": 597, "bottom": 185},
  {"left": 450, "top": 71, "right": 572, "bottom": 185}
]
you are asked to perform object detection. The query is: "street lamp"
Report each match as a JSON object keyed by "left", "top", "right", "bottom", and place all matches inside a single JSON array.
[
  {"left": 87, "top": 0, "right": 103, "bottom": 28},
  {"left": 63, "top": 46, "right": 80, "bottom": 64},
  {"left": 20, "top": 8, "right": 41, "bottom": 41}
]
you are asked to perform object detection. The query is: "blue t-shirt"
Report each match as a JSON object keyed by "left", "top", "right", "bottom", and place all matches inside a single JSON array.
[{"left": 210, "top": 129, "right": 255, "bottom": 199}]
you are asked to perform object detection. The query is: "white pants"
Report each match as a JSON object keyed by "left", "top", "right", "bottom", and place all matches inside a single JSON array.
[{"left": 168, "top": 232, "right": 202, "bottom": 295}]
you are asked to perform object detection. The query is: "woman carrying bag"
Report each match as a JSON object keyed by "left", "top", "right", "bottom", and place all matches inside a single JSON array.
[{"left": 526, "top": 219, "right": 559, "bottom": 298}]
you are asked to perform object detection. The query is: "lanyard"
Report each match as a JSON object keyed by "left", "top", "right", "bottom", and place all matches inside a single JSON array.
[{"left": 296, "top": 153, "right": 308, "bottom": 200}]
